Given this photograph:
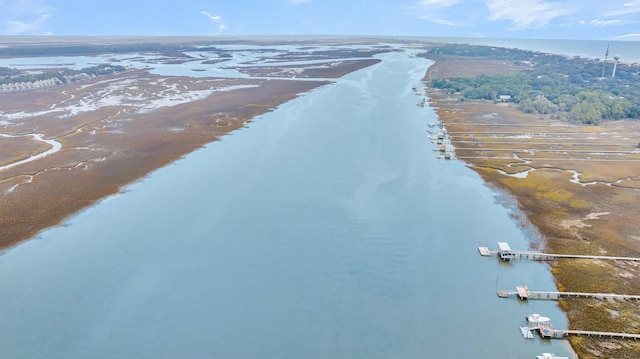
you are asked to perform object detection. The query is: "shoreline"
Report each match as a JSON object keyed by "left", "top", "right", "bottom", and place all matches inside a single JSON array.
[
  {"left": 0, "top": 73, "right": 331, "bottom": 252},
  {"left": 2, "top": 40, "right": 638, "bottom": 356},
  {"left": 0, "top": 48, "right": 383, "bottom": 252},
  {"left": 0, "top": 44, "right": 576, "bottom": 359},
  {"left": 423, "top": 54, "right": 640, "bottom": 358}
]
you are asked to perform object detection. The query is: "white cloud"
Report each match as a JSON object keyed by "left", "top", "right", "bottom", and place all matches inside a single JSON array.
[
  {"left": 2, "top": 0, "right": 52, "bottom": 35},
  {"left": 605, "top": 2, "right": 640, "bottom": 17},
  {"left": 485, "top": 0, "right": 566, "bottom": 29},
  {"left": 615, "top": 32, "right": 640, "bottom": 39},
  {"left": 432, "top": 18, "right": 465, "bottom": 26},
  {"left": 6, "top": 13, "right": 50, "bottom": 35},
  {"left": 579, "top": 18, "right": 624, "bottom": 27},
  {"left": 414, "top": 0, "right": 467, "bottom": 27},
  {"left": 419, "top": 0, "right": 461, "bottom": 5},
  {"left": 200, "top": 10, "right": 226, "bottom": 34},
  {"left": 200, "top": 11, "right": 221, "bottom": 21},
  {"left": 419, "top": 16, "right": 465, "bottom": 26}
]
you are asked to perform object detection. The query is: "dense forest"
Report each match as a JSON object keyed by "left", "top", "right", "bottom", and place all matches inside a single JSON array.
[
  {"left": 0, "top": 64, "right": 126, "bottom": 86},
  {"left": 421, "top": 44, "right": 640, "bottom": 124}
]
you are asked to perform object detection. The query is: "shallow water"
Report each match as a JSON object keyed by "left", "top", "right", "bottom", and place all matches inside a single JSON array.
[{"left": 0, "top": 48, "right": 573, "bottom": 358}]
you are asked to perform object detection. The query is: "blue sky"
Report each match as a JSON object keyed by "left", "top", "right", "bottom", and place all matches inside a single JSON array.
[{"left": 1, "top": 0, "right": 639, "bottom": 40}]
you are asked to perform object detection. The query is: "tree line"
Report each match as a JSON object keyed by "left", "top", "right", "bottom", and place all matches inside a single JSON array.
[{"left": 422, "top": 44, "right": 640, "bottom": 124}]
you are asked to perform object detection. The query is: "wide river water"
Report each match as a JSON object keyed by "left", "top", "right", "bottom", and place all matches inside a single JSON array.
[{"left": 0, "top": 49, "right": 574, "bottom": 358}]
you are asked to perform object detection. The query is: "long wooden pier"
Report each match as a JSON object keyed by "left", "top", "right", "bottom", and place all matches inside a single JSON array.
[
  {"left": 478, "top": 243, "right": 640, "bottom": 262},
  {"left": 497, "top": 285, "right": 640, "bottom": 301},
  {"left": 523, "top": 324, "right": 640, "bottom": 340},
  {"left": 554, "top": 330, "right": 640, "bottom": 340}
]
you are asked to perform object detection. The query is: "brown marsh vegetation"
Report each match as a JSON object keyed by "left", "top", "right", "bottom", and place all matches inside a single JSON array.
[{"left": 424, "top": 53, "right": 640, "bottom": 358}]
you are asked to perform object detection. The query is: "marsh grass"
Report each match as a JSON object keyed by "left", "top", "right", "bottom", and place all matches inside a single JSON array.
[{"left": 425, "top": 56, "right": 640, "bottom": 358}]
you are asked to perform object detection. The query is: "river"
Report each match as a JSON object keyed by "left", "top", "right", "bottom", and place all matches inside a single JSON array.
[{"left": 0, "top": 48, "right": 573, "bottom": 358}]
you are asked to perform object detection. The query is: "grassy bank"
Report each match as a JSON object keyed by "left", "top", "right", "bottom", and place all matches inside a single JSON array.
[{"left": 423, "top": 52, "right": 640, "bottom": 359}]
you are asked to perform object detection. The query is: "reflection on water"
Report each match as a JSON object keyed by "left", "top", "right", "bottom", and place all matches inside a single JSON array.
[{"left": 0, "top": 47, "right": 573, "bottom": 358}]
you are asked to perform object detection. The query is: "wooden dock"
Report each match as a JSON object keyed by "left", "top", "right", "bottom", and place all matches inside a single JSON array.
[
  {"left": 520, "top": 321, "right": 640, "bottom": 340},
  {"left": 525, "top": 326, "right": 640, "bottom": 340},
  {"left": 478, "top": 243, "right": 640, "bottom": 262},
  {"left": 554, "top": 330, "right": 640, "bottom": 340},
  {"left": 478, "top": 246, "right": 493, "bottom": 256},
  {"left": 486, "top": 242, "right": 640, "bottom": 342},
  {"left": 497, "top": 285, "right": 640, "bottom": 301}
]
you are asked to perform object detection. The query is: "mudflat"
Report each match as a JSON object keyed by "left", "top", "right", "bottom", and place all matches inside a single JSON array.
[
  {"left": 0, "top": 39, "right": 385, "bottom": 250},
  {"left": 424, "top": 54, "right": 640, "bottom": 359},
  {"left": 0, "top": 71, "right": 330, "bottom": 249}
]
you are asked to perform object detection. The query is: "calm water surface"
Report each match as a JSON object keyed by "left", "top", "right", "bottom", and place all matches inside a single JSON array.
[{"left": 0, "top": 49, "right": 574, "bottom": 358}]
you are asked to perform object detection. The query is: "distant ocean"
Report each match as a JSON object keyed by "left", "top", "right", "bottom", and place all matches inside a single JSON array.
[{"left": 409, "top": 37, "right": 640, "bottom": 63}]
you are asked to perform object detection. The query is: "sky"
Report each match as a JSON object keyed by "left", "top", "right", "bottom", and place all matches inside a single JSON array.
[{"left": 1, "top": 0, "right": 639, "bottom": 40}]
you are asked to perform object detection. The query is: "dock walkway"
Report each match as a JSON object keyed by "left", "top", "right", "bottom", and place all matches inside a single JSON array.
[
  {"left": 554, "top": 330, "right": 640, "bottom": 340},
  {"left": 497, "top": 285, "right": 640, "bottom": 301},
  {"left": 521, "top": 322, "right": 640, "bottom": 340},
  {"left": 478, "top": 244, "right": 640, "bottom": 262}
]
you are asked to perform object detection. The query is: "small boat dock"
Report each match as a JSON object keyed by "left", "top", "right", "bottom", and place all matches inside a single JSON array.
[
  {"left": 482, "top": 240, "right": 640, "bottom": 350},
  {"left": 428, "top": 122, "right": 456, "bottom": 160},
  {"left": 519, "top": 320, "right": 559, "bottom": 339},
  {"left": 536, "top": 353, "right": 569, "bottom": 359},
  {"left": 526, "top": 326, "right": 640, "bottom": 340},
  {"left": 498, "top": 285, "right": 532, "bottom": 300},
  {"left": 519, "top": 313, "right": 640, "bottom": 341},
  {"left": 478, "top": 242, "right": 640, "bottom": 262},
  {"left": 497, "top": 285, "right": 640, "bottom": 301}
]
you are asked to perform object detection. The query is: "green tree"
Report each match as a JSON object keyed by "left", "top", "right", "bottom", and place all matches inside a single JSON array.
[
  {"left": 570, "top": 102, "right": 602, "bottom": 124},
  {"left": 556, "top": 94, "right": 579, "bottom": 111},
  {"left": 532, "top": 96, "right": 557, "bottom": 114},
  {"left": 517, "top": 99, "right": 535, "bottom": 113},
  {"left": 606, "top": 97, "right": 631, "bottom": 120}
]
